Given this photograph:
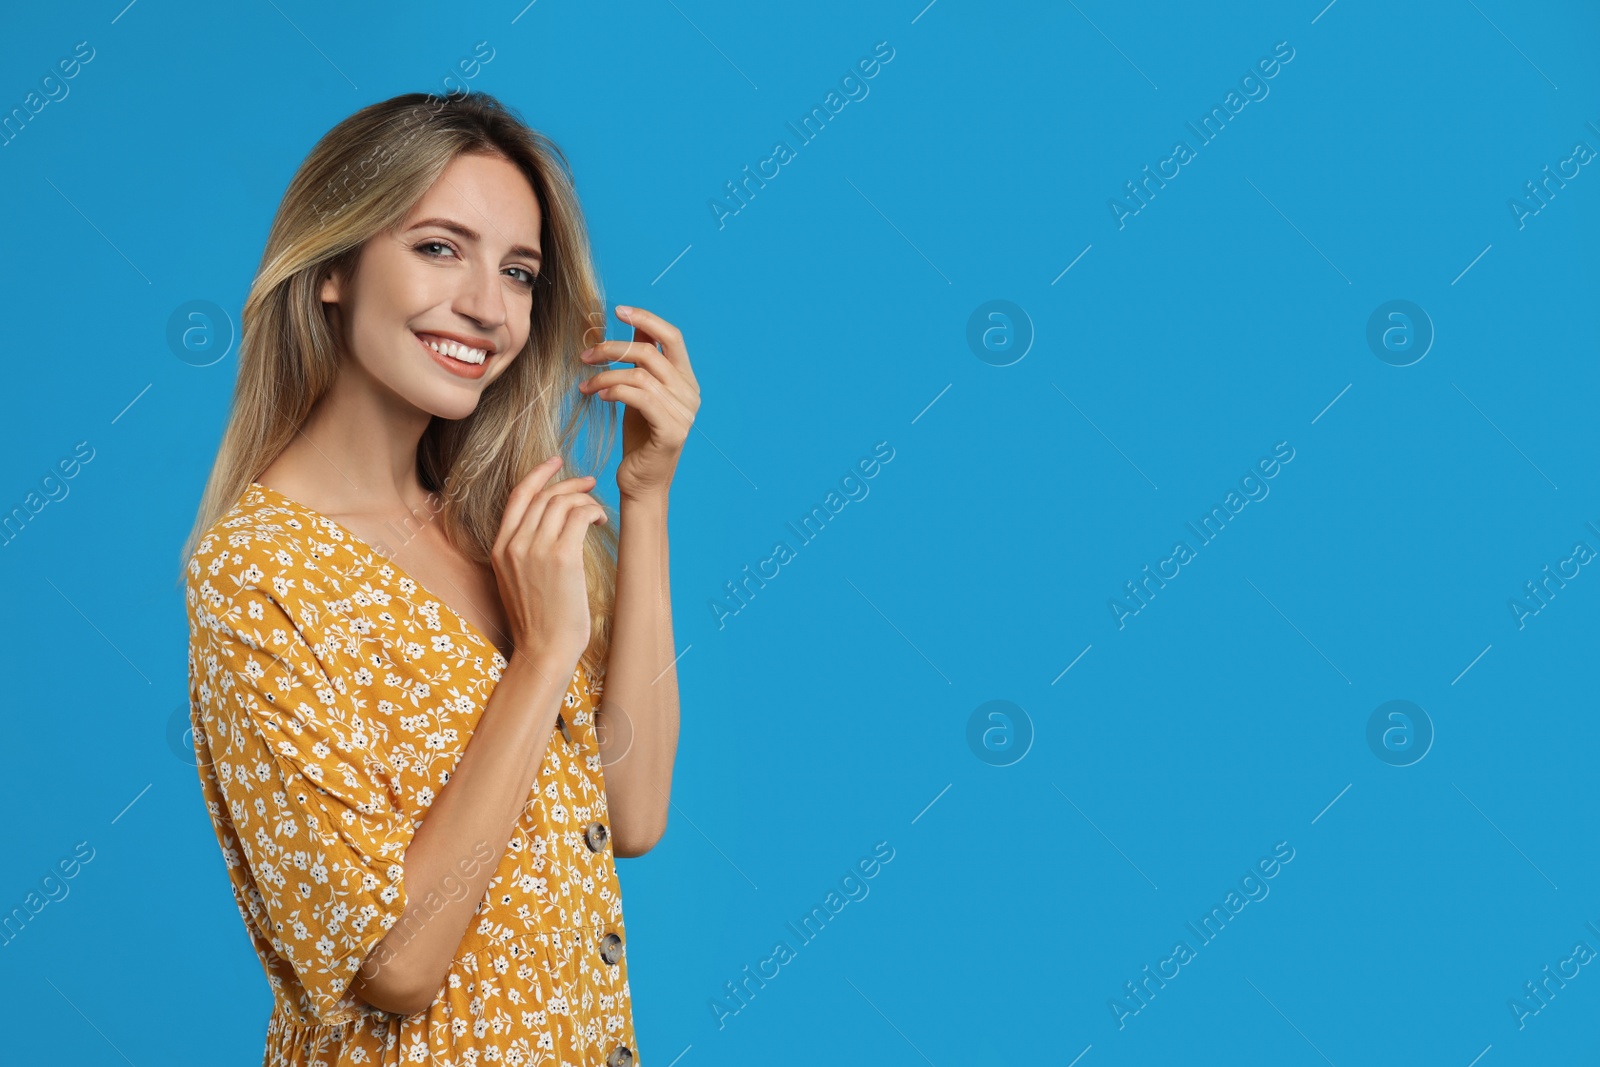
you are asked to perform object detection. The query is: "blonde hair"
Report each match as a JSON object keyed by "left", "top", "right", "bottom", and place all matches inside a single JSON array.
[{"left": 179, "top": 90, "right": 619, "bottom": 677}]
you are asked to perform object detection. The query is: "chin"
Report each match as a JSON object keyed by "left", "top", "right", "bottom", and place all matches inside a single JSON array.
[
  {"left": 359, "top": 347, "right": 503, "bottom": 421},
  {"left": 383, "top": 371, "right": 492, "bottom": 421},
  {"left": 422, "top": 389, "right": 490, "bottom": 421}
]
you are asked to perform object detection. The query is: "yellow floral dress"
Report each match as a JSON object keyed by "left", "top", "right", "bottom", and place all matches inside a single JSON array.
[{"left": 185, "top": 481, "right": 641, "bottom": 1066}]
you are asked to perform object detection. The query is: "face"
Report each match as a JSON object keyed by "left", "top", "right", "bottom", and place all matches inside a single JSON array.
[{"left": 319, "top": 151, "right": 543, "bottom": 419}]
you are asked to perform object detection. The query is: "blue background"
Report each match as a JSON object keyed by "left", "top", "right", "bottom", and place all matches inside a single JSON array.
[{"left": 2, "top": 0, "right": 1597, "bottom": 1063}]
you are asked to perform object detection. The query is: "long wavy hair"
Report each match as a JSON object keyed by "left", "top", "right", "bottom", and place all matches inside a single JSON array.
[{"left": 179, "top": 90, "right": 619, "bottom": 677}]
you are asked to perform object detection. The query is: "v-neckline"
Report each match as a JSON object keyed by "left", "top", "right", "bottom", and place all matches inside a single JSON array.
[{"left": 248, "top": 480, "right": 512, "bottom": 664}]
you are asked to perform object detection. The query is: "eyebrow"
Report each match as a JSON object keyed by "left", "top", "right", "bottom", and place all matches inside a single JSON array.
[{"left": 406, "top": 216, "right": 542, "bottom": 265}]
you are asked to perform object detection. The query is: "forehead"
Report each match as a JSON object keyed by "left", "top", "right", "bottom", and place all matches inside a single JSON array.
[{"left": 403, "top": 153, "right": 543, "bottom": 252}]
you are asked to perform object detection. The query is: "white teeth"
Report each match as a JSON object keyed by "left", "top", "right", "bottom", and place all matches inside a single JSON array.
[{"left": 420, "top": 334, "right": 488, "bottom": 365}]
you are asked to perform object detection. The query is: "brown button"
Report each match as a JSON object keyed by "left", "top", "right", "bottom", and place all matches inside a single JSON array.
[
  {"left": 555, "top": 712, "right": 574, "bottom": 745},
  {"left": 599, "top": 931, "right": 624, "bottom": 965},
  {"left": 605, "top": 1046, "right": 634, "bottom": 1067},
  {"left": 584, "top": 820, "right": 609, "bottom": 853}
]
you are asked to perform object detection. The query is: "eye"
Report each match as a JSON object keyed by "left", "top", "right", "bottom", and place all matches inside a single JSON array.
[
  {"left": 416, "top": 239, "right": 458, "bottom": 259},
  {"left": 415, "top": 240, "right": 537, "bottom": 290}
]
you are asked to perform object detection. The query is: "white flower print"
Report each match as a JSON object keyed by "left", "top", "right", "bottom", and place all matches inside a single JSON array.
[{"left": 186, "top": 484, "right": 636, "bottom": 1064}]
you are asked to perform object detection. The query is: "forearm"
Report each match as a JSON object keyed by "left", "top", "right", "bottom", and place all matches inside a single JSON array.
[
  {"left": 352, "top": 650, "right": 574, "bottom": 1014},
  {"left": 597, "top": 490, "right": 681, "bottom": 856}
]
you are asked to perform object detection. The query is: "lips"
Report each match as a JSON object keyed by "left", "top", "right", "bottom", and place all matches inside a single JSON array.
[
  {"left": 416, "top": 332, "right": 491, "bottom": 380},
  {"left": 415, "top": 331, "right": 494, "bottom": 365}
]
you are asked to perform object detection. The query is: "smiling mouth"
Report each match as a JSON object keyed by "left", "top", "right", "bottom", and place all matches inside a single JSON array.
[{"left": 415, "top": 332, "right": 493, "bottom": 366}]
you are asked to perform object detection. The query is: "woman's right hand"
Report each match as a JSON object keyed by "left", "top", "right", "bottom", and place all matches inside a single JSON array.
[{"left": 491, "top": 456, "right": 607, "bottom": 670}]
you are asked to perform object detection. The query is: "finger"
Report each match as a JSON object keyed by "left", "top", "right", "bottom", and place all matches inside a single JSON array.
[
  {"left": 580, "top": 365, "right": 658, "bottom": 394},
  {"left": 579, "top": 338, "right": 672, "bottom": 380},
  {"left": 615, "top": 306, "right": 683, "bottom": 358},
  {"left": 558, "top": 508, "right": 608, "bottom": 572},
  {"left": 496, "top": 457, "right": 564, "bottom": 555},
  {"left": 504, "top": 471, "right": 593, "bottom": 544},
  {"left": 618, "top": 306, "right": 697, "bottom": 389},
  {"left": 532, "top": 489, "right": 603, "bottom": 546},
  {"left": 504, "top": 472, "right": 597, "bottom": 554},
  {"left": 590, "top": 380, "right": 681, "bottom": 421},
  {"left": 560, "top": 502, "right": 609, "bottom": 548},
  {"left": 586, "top": 364, "right": 696, "bottom": 408},
  {"left": 592, "top": 377, "right": 697, "bottom": 430}
]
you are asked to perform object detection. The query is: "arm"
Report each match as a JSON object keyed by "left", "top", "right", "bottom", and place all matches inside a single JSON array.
[
  {"left": 595, "top": 490, "right": 680, "bottom": 857},
  {"left": 351, "top": 649, "right": 573, "bottom": 1015},
  {"left": 357, "top": 456, "right": 610, "bottom": 1013},
  {"left": 577, "top": 302, "right": 697, "bottom": 858}
]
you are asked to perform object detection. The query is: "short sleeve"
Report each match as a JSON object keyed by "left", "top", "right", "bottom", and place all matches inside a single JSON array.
[{"left": 188, "top": 533, "right": 413, "bottom": 1024}]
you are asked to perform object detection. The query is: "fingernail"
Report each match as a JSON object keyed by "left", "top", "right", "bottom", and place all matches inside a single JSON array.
[{"left": 616, "top": 305, "right": 632, "bottom": 321}]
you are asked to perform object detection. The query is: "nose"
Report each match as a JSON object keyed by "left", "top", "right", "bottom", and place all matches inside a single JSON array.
[{"left": 453, "top": 259, "right": 508, "bottom": 335}]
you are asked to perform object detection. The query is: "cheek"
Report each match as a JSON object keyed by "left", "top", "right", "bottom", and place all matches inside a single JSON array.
[
  {"left": 489, "top": 350, "right": 522, "bottom": 382},
  {"left": 355, "top": 272, "right": 436, "bottom": 352},
  {"left": 347, "top": 308, "right": 409, "bottom": 368}
]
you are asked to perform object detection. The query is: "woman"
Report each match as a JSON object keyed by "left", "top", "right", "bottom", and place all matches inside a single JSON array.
[{"left": 179, "top": 90, "right": 696, "bottom": 1065}]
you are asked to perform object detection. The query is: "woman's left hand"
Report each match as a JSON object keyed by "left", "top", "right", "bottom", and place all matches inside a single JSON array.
[{"left": 578, "top": 305, "right": 700, "bottom": 501}]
